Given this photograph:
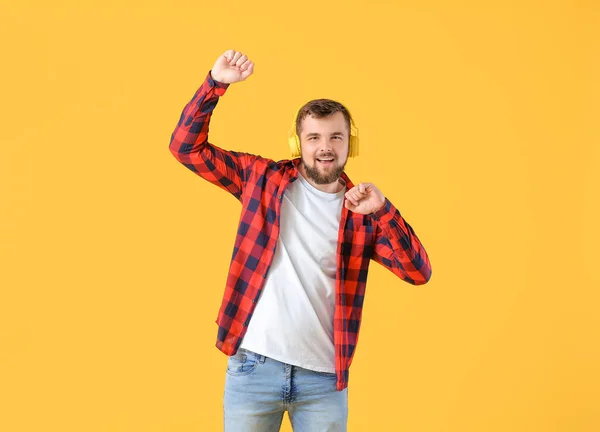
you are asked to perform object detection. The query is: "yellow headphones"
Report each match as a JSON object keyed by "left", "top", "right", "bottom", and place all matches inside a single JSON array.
[{"left": 288, "top": 105, "right": 359, "bottom": 158}]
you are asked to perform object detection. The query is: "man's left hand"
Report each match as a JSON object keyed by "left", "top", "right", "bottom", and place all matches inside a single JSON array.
[{"left": 344, "top": 183, "right": 386, "bottom": 214}]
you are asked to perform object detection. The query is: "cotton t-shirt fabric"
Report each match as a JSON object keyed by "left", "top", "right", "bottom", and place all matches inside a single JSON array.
[{"left": 240, "top": 171, "right": 346, "bottom": 373}]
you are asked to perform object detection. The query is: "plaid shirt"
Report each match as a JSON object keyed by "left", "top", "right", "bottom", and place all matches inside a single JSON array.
[{"left": 169, "top": 70, "right": 432, "bottom": 391}]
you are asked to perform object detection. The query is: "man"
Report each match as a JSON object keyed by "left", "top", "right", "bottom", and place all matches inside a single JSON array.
[{"left": 169, "top": 49, "right": 432, "bottom": 432}]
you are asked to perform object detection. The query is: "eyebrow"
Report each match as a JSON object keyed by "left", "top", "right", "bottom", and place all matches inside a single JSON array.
[{"left": 305, "top": 132, "right": 345, "bottom": 137}]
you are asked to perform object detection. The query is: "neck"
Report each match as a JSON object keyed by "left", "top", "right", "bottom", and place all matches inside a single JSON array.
[{"left": 297, "top": 163, "right": 344, "bottom": 194}]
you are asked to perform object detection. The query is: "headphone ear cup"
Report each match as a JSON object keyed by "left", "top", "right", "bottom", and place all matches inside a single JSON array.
[
  {"left": 289, "top": 134, "right": 301, "bottom": 158},
  {"left": 348, "top": 135, "right": 359, "bottom": 157},
  {"left": 348, "top": 122, "right": 359, "bottom": 157}
]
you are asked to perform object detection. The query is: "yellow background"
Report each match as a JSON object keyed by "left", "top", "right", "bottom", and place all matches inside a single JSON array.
[{"left": 1, "top": 1, "right": 599, "bottom": 430}]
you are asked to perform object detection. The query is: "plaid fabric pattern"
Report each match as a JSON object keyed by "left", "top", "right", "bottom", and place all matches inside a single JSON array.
[{"left": 169, "top": 70, "right": 432, "bottom": 391}]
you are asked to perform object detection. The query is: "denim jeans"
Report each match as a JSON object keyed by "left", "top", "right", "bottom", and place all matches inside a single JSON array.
[{"left": 223, "top": 348, "right": 348, "bottom": 431}]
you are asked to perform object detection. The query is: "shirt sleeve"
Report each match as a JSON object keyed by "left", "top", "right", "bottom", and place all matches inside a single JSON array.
[
  {"left": 168, "top": 69, "right": 263, "bottom": 201},
  {"left": 370, "top": 198, "right": 432, "bottom": 285}
]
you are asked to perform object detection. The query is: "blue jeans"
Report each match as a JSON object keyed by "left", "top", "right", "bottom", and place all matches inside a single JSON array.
[{"left": 223, "top": 348, "right": 348, "bottom": 431}]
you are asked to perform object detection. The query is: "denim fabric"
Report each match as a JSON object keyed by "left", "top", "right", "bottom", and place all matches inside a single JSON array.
[{"left": 223, "top": 348, "right": 348, "bottom": 431}]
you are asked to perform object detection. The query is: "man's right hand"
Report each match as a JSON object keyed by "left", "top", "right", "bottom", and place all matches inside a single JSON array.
[{"left": 210, "top": 50, "right": 255, "bottom": 84}]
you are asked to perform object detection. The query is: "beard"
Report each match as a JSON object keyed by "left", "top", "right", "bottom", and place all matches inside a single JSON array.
[{"left": 301, "top": 154, "right": 347, "bottom": 185}]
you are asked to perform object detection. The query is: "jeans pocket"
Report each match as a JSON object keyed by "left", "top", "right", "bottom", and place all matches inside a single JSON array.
[{"left": 226, "top": 350, "right": 260, "bottom": 377}]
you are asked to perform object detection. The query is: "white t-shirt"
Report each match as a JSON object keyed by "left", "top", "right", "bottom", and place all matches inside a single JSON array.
[{"left": 239, "top": 171, "right": 346, "bottom": 373}]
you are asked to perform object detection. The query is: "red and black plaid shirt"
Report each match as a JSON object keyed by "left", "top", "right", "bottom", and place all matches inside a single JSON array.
[{"left": 169, "top": 70, "right": 432, "bottom": 391}]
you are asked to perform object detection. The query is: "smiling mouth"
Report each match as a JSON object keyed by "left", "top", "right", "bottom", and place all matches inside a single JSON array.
[{"left": 316, "top": 157, "right": 335, "bottom": 165}]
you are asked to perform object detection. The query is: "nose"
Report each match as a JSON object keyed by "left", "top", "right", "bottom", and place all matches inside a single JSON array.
[{"left": 319, "top": 139, "right": 333, "bottom": 153}]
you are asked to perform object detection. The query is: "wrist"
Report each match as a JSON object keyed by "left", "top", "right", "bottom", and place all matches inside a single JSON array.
[
  {"left": 209, "top": 70, "right": 227, "bottom": 85},
  {"left": 374, "top": 200, "right": 385, "bottom": 213},
  {"left": 370, "top": 198, "right": 389, "bottom": 219}
]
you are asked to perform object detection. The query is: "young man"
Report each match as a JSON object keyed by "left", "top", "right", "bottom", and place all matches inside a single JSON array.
[{"left": 169, "top": 49, "right": 432, "bottom": 432}]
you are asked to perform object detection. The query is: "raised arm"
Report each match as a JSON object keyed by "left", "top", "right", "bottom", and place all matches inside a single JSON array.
[{"left": 169, "top": 50, "right": 258, "bottom": 201}]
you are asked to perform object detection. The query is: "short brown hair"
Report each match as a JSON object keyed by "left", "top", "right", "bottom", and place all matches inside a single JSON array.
[{"left": 295, "top": 99, "right": 352, "bottom": 137}]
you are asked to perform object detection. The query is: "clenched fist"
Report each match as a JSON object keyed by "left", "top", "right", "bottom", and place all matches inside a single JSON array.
[
  {"left": 345, "top": 183, "right": 386, "bottom": 215},
  {"left": 210, "top": 50, "right": 255, "bottom": 84}
]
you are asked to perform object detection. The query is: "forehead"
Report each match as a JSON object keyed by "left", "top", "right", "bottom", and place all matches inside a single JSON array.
[{"left": 300, "top": 112, "right": 348, "bottom": 135}]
